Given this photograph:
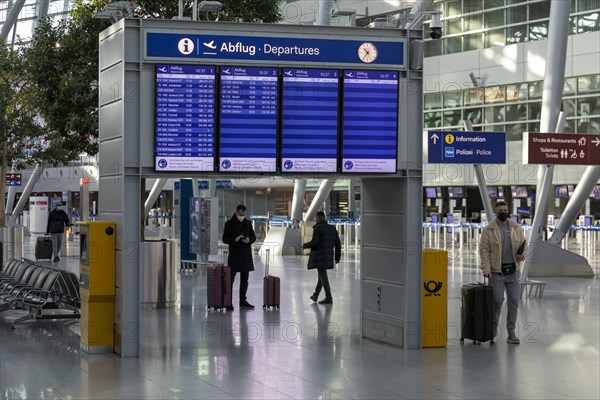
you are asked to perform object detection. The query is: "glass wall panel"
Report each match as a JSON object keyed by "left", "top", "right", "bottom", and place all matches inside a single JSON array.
[
  {"left": 562, "top": 99, "right": 577, "bottom": 118},
  {"left": 445, "top": 36, "right": 463, "bottom": 54},
  {"left": 485, "top": 9, "right": 505, "bottom": 28},
  {"left": 465, "top": 107, "right": 483, "bottom": 124},
  {"left": 424, "top": 112, "right": 442, "bottom": 128},
  {"left": 578, "top": 97, "right": 600, "bottom": 116},
  {"left": 529, "top": 21, "right": 549, "bottom": 40},
  {"left": 528, "top": 102, "right": 542, "bottom": 120},
  {"left": 578, "top": 117, "right": 600, "bottom": 133},
  {"left": 485, "top": 105, "right": 505, "bottom": 123},
  {"left": 444, "top": 90, "right": 463, "bottom": 108},
  {"left": 444, "top": 0, "right": 462, "bottom": 17},
  {"left": 528, "top": 122, "right": 540, "bottom": 132},
  {"left": 506, "top": 104, "right": 527, "bottom": 122},
  {"left": 485, "top": 86, "right": 505, "bottom": 103},
  {"left": 484, "top": 0, "right": 504, "bottom": 9},
  {"left": 425, "top": 93, "right": 443, "bottom": 110},
  {"left": 464, "top": 0, "right": 483, "bottom": 13},
  {"left": 506, "top": 24, "right": 528, "bottom": 43},
  {"left": 464, "top": 13, "right": 484, "bottom": 31},
  {"left": 563, "top": 78, "right": 577, "bottom": 96},
  {"left": 464, "top": 88, "right": 485, "bottom": 106},
  {"left": 563, "top": 119, "right": 576, "bottom": 133},
  {"left": 506, "top": 123, "right": 525, "bottom": 141},
  {"left": 446, "top": 17, "right": 463, "bottom": 35},
  {"left": 464, "top": 33, "right": 484, "bottom": 51},
  {"left": 578, "top": 75, "right": 600, "bottom": 94},
  {"left": 529, "top": 0, "right": 551, "bottom": 20},
  {"left": 485, "top": 28, "right": 506, "bottom": 47},
  {"left": 443, "top": 110, "right": 463, "bottom": 126},
  {"left": 529, "top": 81, "right": 543, "bottom": 99},
  {"left": 425, "top": 39, "right": 443, "bottom": 57},
  {"left": 507, "top": 5, "right": 528, "bottom": 24},
  {"left": 577, "top": 12, "right": 600, "bottom": 33},
  {"left": 578, "top": 0, "right": 600, "bottom": 12}
]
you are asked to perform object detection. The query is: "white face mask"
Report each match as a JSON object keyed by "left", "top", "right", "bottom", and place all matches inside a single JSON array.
[{"left": 237, "top": 215, "right": 245, "bottom": 222}]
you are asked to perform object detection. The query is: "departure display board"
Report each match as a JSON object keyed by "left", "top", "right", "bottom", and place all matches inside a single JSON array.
[
  {"left": 219, "top": 67, "right": 278, "bottom": 172},
  {"left": 281, "top": 69, "right": 339, "bottom": 173},
  {"left": 155, "top": 64, "right": 216, "bottom": 171},
  {"left": 342, "top": 70, "right": 398, "bottom": 173}
]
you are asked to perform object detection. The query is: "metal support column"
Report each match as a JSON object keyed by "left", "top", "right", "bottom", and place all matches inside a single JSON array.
[
  {"left": 8, "top": 165, "right": 44, "bottom": 224},
  {"left": 144, "top": 178, "right": 168, "bottom": 215},
  {"left": 522, "top": 0, "right": 571, "bottom": 282},
  {"left": 317, "top": 0, "right": 334, "bottom": 26},
  {"left": 305, "top": 179, "right": 336, "bottom": 222},
  {"left": 548, "top": 166, "right": 600, "bottom": 245},
  {"left": 290, "top": 179, "right": 306, "bottom": 229},
  {"left": 0, "top": 0, "right": 26, "bottom": 41},
  {"left": 464, "top": 121, "right": 494, "bottom": 221}
]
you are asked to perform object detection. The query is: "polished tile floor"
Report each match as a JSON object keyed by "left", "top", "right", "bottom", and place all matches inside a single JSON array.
[{"left": 1, "top": 234, "right": 599, "bottom": 399}]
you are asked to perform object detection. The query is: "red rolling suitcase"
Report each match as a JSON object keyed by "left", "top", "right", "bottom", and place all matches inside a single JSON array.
[
  {"left": 207, "top": 251, "right": 232, "bottom": 311},
  {"left": 35, "top": 236, "right": 53, "bottom": 260},
  {"left": 263, "top": 249, "right": 280, "bottom": 310},
  {"left": 460, "top": 277, "right": 495, "bottom": 345}
]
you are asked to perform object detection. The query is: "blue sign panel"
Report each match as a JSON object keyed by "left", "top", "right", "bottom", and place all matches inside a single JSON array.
[
  {"left": 219, "top": 67, "right": 278, "bottom": 172},
  {"left": 427, "top": 131, "right": 506, "bottom": 164},
  {"left": 342, "top": 70, "right": 399, "bottom": 173},
  {"left": 281, "top": 69, "right": 339, "bottom": 173},
  {"left": 146, "top": 33, "right": 405, "bottom": 67},
  {"left": 155, "top": 64, "right": 216, "bottom": 171}
]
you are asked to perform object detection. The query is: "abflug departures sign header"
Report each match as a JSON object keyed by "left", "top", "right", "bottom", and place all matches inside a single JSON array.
[{"left": 146, "top": 33, "right": 405, "bottom": 67}]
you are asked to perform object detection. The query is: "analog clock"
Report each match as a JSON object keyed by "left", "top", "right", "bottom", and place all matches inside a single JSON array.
[{"left": 358, "top": 42, "right": 378, "bottom": 63}]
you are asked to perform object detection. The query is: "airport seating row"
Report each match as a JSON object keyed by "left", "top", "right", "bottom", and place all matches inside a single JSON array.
[{"left": 0, "top": 258, "right": 80, "bottom": 327}]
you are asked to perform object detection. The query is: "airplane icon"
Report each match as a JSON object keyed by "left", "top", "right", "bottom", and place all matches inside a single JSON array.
[
  {"left": 222, "top": 69, "right": 231, "bottom": 74},
  {"left": 203, "top": 40, "right": 217, "bottom": 49},
  {"left": 284, "top": 71, "right": 293, "bottom": 76},
  {"left": 345, "top": 72, "right": 354, "bottom": 78},
  {"left": 158, "top": 67, "right": 167, "bottom": 72}
]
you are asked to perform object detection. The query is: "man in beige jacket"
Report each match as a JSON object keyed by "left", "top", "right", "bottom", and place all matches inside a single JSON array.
[{"left": 479, "top": 201, "right": 527, "bottom": 344}]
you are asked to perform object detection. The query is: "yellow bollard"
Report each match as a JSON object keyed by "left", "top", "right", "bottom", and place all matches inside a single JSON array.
[{"left": 422, "top": 249, "right": 448, "bottom": 348}]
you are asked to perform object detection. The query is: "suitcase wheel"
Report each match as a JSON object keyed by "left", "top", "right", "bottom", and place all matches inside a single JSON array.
[
  {"left": 491, "top": 339, "right": 494, "bottom": 345},
  {"left": 460, "top": 338, "right": 464, "bottom": 344}
]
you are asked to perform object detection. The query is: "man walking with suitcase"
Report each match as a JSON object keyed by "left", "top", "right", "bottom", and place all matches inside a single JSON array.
[
  {"left": 479, "top": 201, "right": 527, "bottom": 344},
  {"left": 46, "top": 202, "right": 71, "bottom": 262},
  {"left": 222, "top": 205, "right": 256, "bottom": 309},
  {"left": 303, "top": 211, "right": 341, "bottom": 305}
]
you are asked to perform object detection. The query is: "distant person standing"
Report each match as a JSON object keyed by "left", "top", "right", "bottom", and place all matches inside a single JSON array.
[
  {"left": 46, "top": 202, "right": 71, "bottom": 262},
  {"left": 479, "top": 201, "right": 527, "bottom": 344},
  {"left": 222, "top": 205, "right": 256, "bottom": 309},
  {"left": 303, "top": 211, "right": 341, "bottom": 305}
]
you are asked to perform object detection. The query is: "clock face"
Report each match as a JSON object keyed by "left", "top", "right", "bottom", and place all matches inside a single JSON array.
[{"left": 358, "top": 42, "right": 378, "bottom": 63}]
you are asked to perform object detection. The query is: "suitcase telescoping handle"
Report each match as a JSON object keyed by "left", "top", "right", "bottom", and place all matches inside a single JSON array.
[
  {"left": 223, "top": 251, "right": 228, "bottom": 265},
  {"left": 265, "top": 249, "right": 270, "bottom": 277}
]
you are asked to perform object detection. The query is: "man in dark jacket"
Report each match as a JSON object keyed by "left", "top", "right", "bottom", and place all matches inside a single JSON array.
[
  {"left": 222, "top": 204, "right": 256, "bottom": 309},
  {"left": 46, "top": 201, "right": 71, "bottom": 262},
  {"left": 303, "top": 211, "right": 341, "bottom": 304}
]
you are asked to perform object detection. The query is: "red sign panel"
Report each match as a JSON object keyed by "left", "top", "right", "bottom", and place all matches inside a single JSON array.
[{"left": 524, "top": 132, "right": 600, "bottom": 165}]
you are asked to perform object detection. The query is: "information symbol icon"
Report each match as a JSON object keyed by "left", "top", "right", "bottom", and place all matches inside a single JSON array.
[
  {"left": 445, "top": 134, "right": 455, "bottom": 144},
  {"left": 178, "top": 38, "right": 195, "bottom": 55}
]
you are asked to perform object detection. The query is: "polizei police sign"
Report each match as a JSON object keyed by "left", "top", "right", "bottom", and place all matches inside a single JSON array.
[
  {"left": 425, "top": 131, "right": 507, "bottom": 164},
  {"left": 146, "top": 32, "right": 405, "bottom": 67}
]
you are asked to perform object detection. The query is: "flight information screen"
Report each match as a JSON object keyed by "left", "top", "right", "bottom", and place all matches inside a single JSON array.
[
  {"left": 155, "top": 64, "right": 216, "bottom": 171},
  {"left": 219, "top": 67, "right": 278, "bottom": 172},
  {"left": 281, "top": 69, "right": 339, "bottom": 173},
  {"left": 341, "top": 70, "right": 398, "bottom": 173}
]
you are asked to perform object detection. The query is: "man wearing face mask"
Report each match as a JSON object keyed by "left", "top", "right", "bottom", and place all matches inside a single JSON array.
[
  {"left": 222, "top": 204, "right": 257, "bottom": 309},
  {"left": 479, "top": 200, "right": 527, "bottom": 344}
]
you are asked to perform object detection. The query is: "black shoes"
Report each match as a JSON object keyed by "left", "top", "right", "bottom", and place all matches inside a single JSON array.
[
  {"left": 53, "top": 257, "right": 60, "bottom": 262},
  {"left": 318, "top": 298, "right": 333, "bottom": 305},
  {"left": 240, "top": 301, "right": 255, "bottom": 309},
  {"left": 310, "top": 294, "right": 318, "bottom": 302}
]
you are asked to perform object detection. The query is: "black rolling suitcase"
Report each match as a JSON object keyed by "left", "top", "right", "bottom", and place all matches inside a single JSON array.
[
  {"left": 35, "top": 236, "right": 53, "bottom": 260},
  {"left": 460, "top": 279, "right": 494, "bottom": 345}
]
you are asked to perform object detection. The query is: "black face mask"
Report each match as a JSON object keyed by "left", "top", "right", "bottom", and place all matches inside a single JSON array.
[{"left": 497, "top": 212, "right": 509, "bottom": 222}]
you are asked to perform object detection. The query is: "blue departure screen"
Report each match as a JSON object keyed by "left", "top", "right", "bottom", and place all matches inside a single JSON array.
[
  {"left": 281, "top": 69, "right": 339, "bottom": 173},
  {"left": 155, "top": 64, "right": 216, "bottom": 171},
  {"left": 342, "top": 70, "right": 398, "bottom": 173},
  {"left": 219, "top": 67, "right": 278, "bottom": 172}
]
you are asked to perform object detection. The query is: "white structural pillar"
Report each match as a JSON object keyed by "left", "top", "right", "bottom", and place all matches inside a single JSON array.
[
  {"left": 522, "top": 0, "right": 571, "bottom": 282},
  {"left": 548, "top": 166, "right": 600, "bottom": 245},
  {"left": 305, "top": 179, "right": 336, "bottom": 222},
  {"left": 144, "top": 178, "right": 168, "bottom": 215},
  {"left": 0, "top": 0, "right": 26, "bottom": 40},
  {"left": 290, "top": 179, "right": 306, "bottom": 229},
  {"left": 317, "top": 0, "right": 334, "bottom": 26},
  {"left": 464, "top": 120, "right": 494, "bottom": 221},
  {"left": 8, "top": 165, "right": 45, "bottom": 223}
]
